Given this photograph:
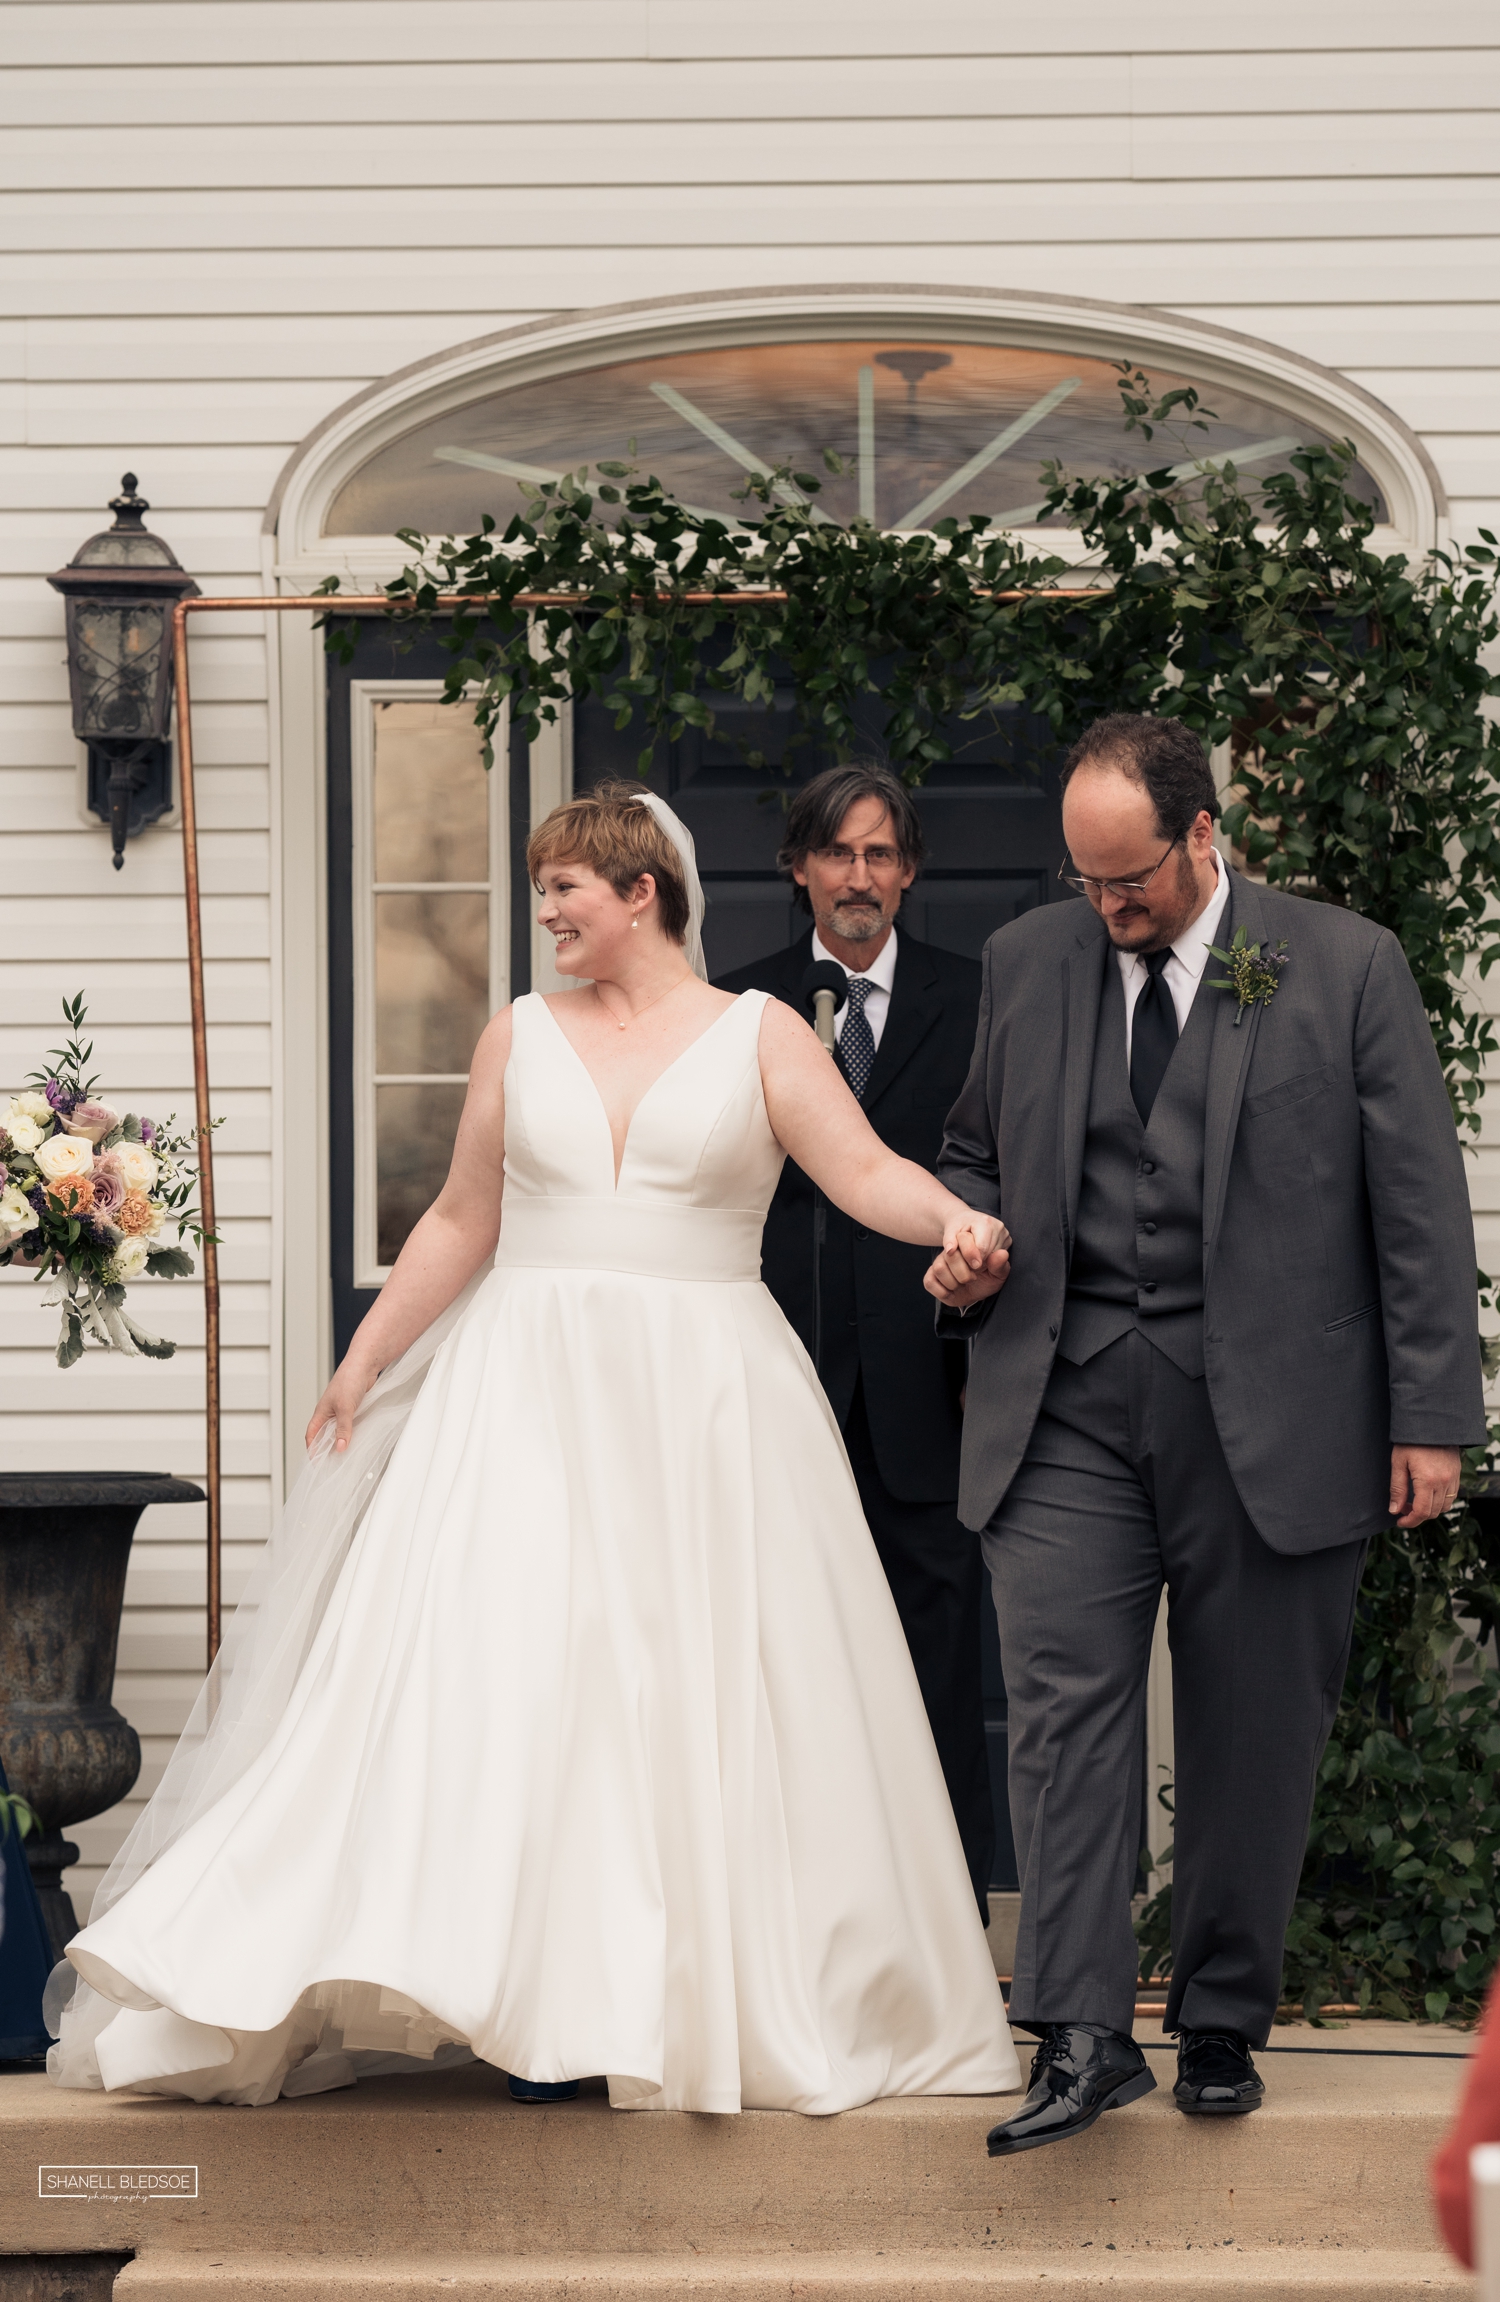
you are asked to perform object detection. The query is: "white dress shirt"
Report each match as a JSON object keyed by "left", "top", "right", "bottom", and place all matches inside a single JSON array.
[
  {"left": 811, "top": 925, "right": 899, "bottom": 1053},
  {"left": 1118, "top": 851, "right": 1231, "bottom": 1064}
]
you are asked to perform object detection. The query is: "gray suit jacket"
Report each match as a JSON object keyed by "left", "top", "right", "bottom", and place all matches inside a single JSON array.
[{"left": 938, "top": 871, "right": 1487, "bottom": 1552}]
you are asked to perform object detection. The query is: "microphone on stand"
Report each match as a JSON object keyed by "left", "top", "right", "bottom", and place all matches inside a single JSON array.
[
  {"left": 798, "top": 960, "right": 849, "bottom": 1377},
  {"left": 801, "top": 960, "right": 849, "bottom": 1055}
]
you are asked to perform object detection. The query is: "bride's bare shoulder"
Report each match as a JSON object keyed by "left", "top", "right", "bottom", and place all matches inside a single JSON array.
[
  {"left": 755, "top": 992, "right": 822, "bottom": 1067},
  {"left": 469, "top": 1002, "right": 518, "bottom": 1079}
]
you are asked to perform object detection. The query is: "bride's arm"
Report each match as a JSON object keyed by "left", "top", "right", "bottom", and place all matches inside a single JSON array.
[
  {"left": 756, "top": 997, "right": 1010, "bottom": 1276},
  {"left": 306, "top": 1007, "right": 514, "bottom": 1452}
]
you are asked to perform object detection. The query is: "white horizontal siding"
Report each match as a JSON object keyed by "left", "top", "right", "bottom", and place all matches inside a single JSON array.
[
  {"left": 6, "top": 240, "right": 1496, "bottom": 318},
  {"left": 3, "top": 1, "right": 1495, "bottom": 68},
  {"left": 3, "top": 0, "right": 1494, "bottom": 1923}
]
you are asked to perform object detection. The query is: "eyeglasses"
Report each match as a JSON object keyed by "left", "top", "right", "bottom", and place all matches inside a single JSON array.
[
  {"left": 1059, "top": 838, "right": 1182, "bottom": 901},
  {"left": 815, "top": 844, "right": 903, "bottom": 871}
]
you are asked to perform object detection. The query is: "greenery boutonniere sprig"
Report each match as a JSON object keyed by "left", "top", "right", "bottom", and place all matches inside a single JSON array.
[{"left": 1209, "top": 927, "right": 1290, "bottom": 1026}]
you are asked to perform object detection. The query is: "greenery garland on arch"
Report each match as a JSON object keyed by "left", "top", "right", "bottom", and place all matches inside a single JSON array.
[{"left": 325, "top": 371, "right": 1500, "bottom": 2019}]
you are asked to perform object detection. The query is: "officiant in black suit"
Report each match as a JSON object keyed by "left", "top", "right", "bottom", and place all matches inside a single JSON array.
[{"left": 716, "top": 763, "right": 993, "bottom": 1922}]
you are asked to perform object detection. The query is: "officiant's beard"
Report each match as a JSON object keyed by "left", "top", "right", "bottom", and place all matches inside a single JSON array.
[{"left": 816, "top": 893, "right": 894, "bottom": 947}]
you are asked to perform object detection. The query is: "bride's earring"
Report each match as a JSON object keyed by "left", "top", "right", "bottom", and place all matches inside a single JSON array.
[{"left": 631, "top": 917, "right": 639, "bottom": 929}]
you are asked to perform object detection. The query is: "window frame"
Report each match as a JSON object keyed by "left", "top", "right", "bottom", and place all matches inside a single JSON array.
[{"left": 347, "top": 677, "right": 510, "bottom": 1290}]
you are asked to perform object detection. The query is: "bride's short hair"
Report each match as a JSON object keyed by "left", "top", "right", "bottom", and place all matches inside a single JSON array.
[{"left": 528, "top": 781, "right": 691, "bottom": 944}]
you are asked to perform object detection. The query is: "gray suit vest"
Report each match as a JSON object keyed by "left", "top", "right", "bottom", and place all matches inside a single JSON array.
[{"left": 1057, "top": 957, "right": 1215, "bottom": 1379}]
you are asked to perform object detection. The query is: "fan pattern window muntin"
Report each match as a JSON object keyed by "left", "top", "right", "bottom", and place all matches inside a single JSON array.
[{"left": 326, "top": 338, "right": 1384, "bottom": 538}]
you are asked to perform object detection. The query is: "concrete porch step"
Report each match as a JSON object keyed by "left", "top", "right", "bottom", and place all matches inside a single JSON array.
[
  {"left": 0, "top": 2024, "right": 1471, "bottom": 2297},
  {"left": 112, "top": 2247, "right": 1469, "bottom": 2301}
]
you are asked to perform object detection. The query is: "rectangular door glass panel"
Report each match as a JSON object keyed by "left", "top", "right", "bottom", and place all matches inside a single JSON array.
[
  {"left": 374, "top": 701, "right": 491, "bottom": 883},
  {"left": 374, "top": 891, "right": 490, "bottom": 1074},
  {"left": 375, "top": 1081, "right": 471, "bottom": 1268}
]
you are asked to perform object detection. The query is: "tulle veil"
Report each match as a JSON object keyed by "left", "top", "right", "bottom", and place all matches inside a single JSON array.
[{"left": 45, "top": 1272, "right": 487, "bottom": 2079}]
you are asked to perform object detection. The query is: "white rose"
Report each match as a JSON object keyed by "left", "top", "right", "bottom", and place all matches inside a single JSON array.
[
  {"left": 0, "top": 1181, "right": 38, "bottom": 1245},
  {"left": 111, "top": 1140, "right": 159, "bottom": 1192},
  {"left": 4, "top": 1111, "right": 43, "bottom": 1154},
  {"left": 106, "top": 1236, "right": 150, "bottom": 1283},
  {"left": 33, "top": 1134, "right": 94, "bottom": 1183},
  {"left": 12, "top": 1091, "right": 53, "bottom": 1125}
]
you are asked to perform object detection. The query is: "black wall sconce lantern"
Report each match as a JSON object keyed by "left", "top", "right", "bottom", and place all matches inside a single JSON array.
[{"left": 47, "top": 476, "right": 201, "bottom": 869}]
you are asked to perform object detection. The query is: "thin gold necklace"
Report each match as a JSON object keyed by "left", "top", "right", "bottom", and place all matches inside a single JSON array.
[{"left": 597, "top": 974, "right": 694, "bottom": 1032}]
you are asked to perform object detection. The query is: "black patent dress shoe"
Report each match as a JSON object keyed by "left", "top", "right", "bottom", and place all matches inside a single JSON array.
[
  {"left": 986, "top": 2024, "right": 1155, "bottom": 2157},
  {"left": 1173, "top": 2029, "right": 1265, "bottom": 2115}
]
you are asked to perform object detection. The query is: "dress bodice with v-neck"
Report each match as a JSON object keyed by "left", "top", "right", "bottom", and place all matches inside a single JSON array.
[
  {"left": 53, "top": 983, "right": 1016, "bottom": 2115},
  {"left": 496, "top": 991, "right": 785, "bottom": 1282}
]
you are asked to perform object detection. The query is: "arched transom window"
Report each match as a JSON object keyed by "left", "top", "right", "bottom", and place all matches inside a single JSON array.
[{"left": 325, "top": 338, "right": 1385, "bottom": 538}]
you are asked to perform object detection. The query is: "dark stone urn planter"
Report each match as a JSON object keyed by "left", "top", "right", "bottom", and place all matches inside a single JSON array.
[{"left": 0, "top": 1472, "right": 204, "bottom": 1962}]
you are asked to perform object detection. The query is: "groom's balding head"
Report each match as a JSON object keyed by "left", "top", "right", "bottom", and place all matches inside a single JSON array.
[
  {"left": 1061, "top": 714, "right": 1223, "bottom": 953},
  {"left": 1060, "top": 713, "right": 1219, "bottom": 846}
]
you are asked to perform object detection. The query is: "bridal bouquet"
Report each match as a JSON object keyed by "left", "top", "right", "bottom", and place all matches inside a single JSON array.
[{"left": 0, "top": 995, "right": 217, "bottom": 1367}]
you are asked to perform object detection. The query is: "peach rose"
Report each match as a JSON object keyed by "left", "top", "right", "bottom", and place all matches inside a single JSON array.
[
  {"left": 115, "top": 1192, "right": 157, "bottom": 1236},
  {"left": 47, "top": 1175, "right": 95, "bottom": 1216}
]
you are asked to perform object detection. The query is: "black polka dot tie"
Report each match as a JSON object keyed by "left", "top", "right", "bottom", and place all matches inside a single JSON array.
[{"left": 837, "top": 975, "right": 876, "bottom": 1102}]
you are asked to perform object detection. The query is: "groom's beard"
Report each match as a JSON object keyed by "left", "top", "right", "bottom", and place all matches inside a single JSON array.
[{"left": 1103, "top": 851, "right": 1203, "bottom": 952}]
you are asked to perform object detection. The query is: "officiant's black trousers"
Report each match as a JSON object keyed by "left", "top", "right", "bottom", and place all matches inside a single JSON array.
[
  {"left": 844, "top": 1378, "right": 995, "bottom": 1928},
  {"left": 982, "top": 1330, "right": 1365, "bottom": 2046}
]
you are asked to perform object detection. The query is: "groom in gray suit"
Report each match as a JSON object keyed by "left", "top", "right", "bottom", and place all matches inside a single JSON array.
[{"left": 928, "top": 713, "right": 1485, "bottom": 2155}]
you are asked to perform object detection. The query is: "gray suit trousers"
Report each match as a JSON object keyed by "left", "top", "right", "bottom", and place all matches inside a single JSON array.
[{"left": 983, "top": 1330, "right": 1364, "bottom": 2045}]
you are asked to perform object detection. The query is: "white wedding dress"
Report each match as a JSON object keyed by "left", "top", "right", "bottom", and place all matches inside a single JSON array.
[{"left": 51, "top": 989, "right": 1018, "bottom": 2112}]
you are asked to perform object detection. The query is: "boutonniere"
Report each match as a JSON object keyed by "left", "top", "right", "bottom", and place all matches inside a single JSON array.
[{"left": 1208, "top": 927, "right": 1290, "bottom": 1026}]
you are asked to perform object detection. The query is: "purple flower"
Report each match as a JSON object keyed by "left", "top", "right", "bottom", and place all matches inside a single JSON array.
[
  {"left": 44, "top": 1079, "right": 79, "bottom": 1117},
  {"left": 0, "top": 1162, "right": 6, "bottom": 1191},
  {"left": 90, "top": 1159, "right": 127, "bottom": 1225},
  {"left": 140, "top": 1117, "right": 158, "bottom": 1146}
]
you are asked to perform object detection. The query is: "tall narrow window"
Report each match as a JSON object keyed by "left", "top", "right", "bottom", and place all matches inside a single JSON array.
[{"left": 351, "top": 687, "right": 508, "bottom": 1285}]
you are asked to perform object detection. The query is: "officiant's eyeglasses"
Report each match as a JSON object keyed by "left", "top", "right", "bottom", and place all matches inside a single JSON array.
[
  {"left": 1059, "top": 837, "right": 1182, "bottom": 901},
  {"left": 815, "top": 843, "right": 904, "bottom": 872}
]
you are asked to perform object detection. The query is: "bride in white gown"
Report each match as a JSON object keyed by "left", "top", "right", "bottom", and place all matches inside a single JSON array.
[{"left": 50, "top": 782, "right": 1021, "bottom": 2113}]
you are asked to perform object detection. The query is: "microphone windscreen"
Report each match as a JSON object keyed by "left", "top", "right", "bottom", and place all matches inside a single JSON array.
[{"left": 800, "top": 960, "right": 848, "bottom": 1015}]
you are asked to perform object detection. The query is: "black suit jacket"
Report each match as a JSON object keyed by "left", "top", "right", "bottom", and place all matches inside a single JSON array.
[{"left": 716, "top": 928, "right": 982, "bottom": 1502}]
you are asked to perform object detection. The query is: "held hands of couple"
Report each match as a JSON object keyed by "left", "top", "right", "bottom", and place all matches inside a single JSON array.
[{"left": 924, "top": 1213, "right": 1011, "bottom": 1311}]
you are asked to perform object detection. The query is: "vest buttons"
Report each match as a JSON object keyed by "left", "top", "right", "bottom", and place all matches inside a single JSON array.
[
  {"left": 1141, "top": 1220, "right": 1158, "bottom": 1235},
  {"left": 853, "top": 1227, "right": 868, "bottom": 1242},
  {"left": 1140, "top": 1160, "right": 1155, "bottom": 1174},
  {"left": 1141, "top": 1282, "right": 1158, "bottom": 1294}
]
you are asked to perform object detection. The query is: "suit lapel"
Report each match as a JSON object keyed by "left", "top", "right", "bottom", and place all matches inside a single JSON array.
[
  {"left": 864, "top": 937, "right": 941, "bottom": 1111},
  {"left": 1060, "top": 911, "right": 1110, "bottom": 1244},
  {"left": 767, "top": 933, "right": 814, "bottom": 1010},
  {"left": 1201, "top": 869, "right": 1265, "bottom": 1278}
]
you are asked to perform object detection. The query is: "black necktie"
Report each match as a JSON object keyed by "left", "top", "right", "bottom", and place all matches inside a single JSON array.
[
  {"left": 837, "top": 976, "right": 876, "bottom": 1102},
  {"left": 1129, "top": 949, "right": 1178, "bottom": 1126}
]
